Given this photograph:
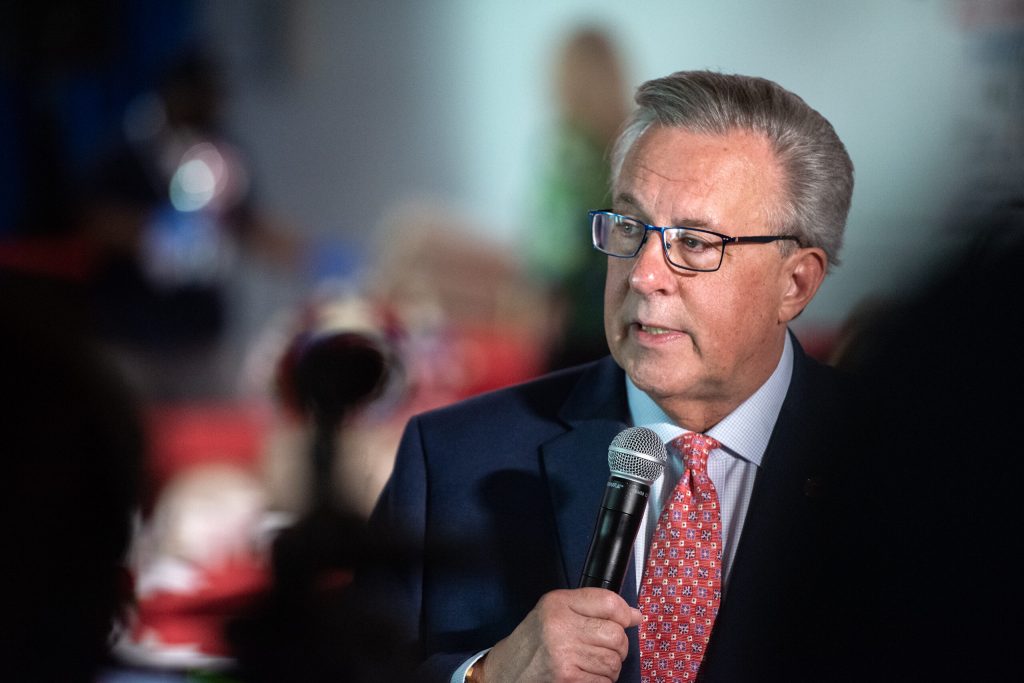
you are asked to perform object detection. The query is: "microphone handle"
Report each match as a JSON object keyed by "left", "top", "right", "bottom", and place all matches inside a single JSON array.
[{"left": 579, "top": 475, "right": 650, "bottom": 590}]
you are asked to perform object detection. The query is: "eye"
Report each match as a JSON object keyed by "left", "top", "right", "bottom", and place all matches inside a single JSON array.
[
  {"left": 615, "top": 217, "right": 642, "bottom": 237},
  {"left": 668, "top": 230, "right": 714, "bottom": 253}
]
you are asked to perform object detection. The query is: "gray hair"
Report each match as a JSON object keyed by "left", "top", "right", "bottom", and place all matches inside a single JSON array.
[{"left": 611, "top": 70, "right": 853, "bottom": 266}]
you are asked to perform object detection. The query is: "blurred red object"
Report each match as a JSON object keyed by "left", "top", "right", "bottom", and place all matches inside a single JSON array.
[
  {"left": 144, "top": 402, "right": 271, "bottom": 501},
  {"left": 128, "top": 556, "right": 271, "bottom": 661},
  {"left": 448, "top": 323, "right": 546, "bottom": 399},
  {"left": 0, "top": 234, "right": 96, "bottom": 281}
]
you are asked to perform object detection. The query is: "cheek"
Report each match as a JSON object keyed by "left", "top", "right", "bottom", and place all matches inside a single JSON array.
[
  {"left": 693, "top": 273, "right": 771, "bottom": 346},
  {"left": 707, "top": 277, "right": 779, "bottom": 351}
]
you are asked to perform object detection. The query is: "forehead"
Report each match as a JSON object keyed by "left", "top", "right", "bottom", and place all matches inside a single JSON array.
[{"left": 613, "top": 125, "right": 785, "bottom": 231}]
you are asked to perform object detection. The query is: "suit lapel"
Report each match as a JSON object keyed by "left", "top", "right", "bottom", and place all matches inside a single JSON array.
[
  {"left": 702, "top": 338, "right": 845, "bottom": 679},
  {"left": 538, "top": 358, "right": 630, "bottom": 590}
]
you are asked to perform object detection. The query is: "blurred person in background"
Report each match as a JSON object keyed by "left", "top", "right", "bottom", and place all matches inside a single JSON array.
[
  {"left": 365, "top": 70, "right": 857, "bottom": 682},
  {"left": 1, "top": 7, "right": 403, "bottom": 680},
  {"left": 0, "top": 292, "right": 143, "bottom": 682},
  {"left": 82, "top": 49, "right": 300, "bottom": 402},
  {"left": 528, "top": 27, "right": 630, "bottom": 371},
  {"left": 816, "top": 204, "right": 1024, "bottom": 681}
]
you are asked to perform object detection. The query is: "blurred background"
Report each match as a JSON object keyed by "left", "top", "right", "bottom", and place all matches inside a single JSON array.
[{"left": 1, "top": 0, "right": 1020, "bottom": 680}]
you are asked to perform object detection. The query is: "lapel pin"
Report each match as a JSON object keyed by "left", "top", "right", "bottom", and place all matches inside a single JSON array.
[{"left": 803, "top": 476, "right": 825, "bottom": 498}]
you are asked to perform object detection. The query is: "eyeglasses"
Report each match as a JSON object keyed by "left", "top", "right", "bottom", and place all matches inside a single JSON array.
[{"left": 590, "top": 210, "right": 801, "bottom": 273}]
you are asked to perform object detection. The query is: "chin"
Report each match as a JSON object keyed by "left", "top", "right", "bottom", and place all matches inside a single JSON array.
[
  {"left": 635, "top": 374, "right": 693, "bottom": 403},
  {"left": 619, "top": 352, "right": 691, "bottom": 398}
]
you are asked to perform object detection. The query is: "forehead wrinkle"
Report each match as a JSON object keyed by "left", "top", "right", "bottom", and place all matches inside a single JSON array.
[{"left": 613, "top": 188, "right": 714, "bottom": 230}]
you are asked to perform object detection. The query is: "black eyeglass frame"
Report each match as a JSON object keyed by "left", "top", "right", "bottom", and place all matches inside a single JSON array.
[{"left": 589, "top": 209, "right": 802, "bottom": 273}]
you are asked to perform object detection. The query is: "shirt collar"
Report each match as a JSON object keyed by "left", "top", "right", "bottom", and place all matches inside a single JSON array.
[{"left": 625, "top": 332, "right": 794, "bottom": 466}]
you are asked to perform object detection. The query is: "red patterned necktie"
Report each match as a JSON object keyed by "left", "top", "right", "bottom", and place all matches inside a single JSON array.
[{"left": 638, "top": 432, "right": 723, "bottom": 682}]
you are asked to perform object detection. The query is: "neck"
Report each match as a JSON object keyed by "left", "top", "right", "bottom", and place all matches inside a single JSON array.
[
  {"left": 658, "top": 399, "right": 733, "bottom": 434},
  {"left": 658, "top": 335, "right": 788, "bottom": 433}
]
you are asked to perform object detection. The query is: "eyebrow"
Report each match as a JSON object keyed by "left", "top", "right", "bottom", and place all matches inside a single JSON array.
[{"left": 612, "top": 192, "right": 712, "bottom": 229}]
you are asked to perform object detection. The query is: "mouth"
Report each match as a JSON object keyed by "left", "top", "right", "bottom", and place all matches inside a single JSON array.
[
  {"left": 637, "top": 323, "right": 676, "bottom": 335},
  {"left": 630, "top": 321, "right": 689, "bottom": 343}
]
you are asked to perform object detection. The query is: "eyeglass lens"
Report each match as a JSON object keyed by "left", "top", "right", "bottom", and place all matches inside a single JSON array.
[{"left": 593, "top": 213, "right": 723, "bottom": 271}]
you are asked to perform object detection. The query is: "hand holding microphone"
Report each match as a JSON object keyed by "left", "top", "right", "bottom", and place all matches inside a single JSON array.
[{"left": 480, "top": 427, "right": 666, "bottom": 682}]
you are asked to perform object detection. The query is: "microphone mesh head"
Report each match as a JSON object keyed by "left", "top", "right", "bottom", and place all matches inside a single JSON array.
[{"left": 608, "top": 426, "right": 667, "bottom": 483}]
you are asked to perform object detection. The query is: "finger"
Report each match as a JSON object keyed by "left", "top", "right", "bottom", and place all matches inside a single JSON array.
[
  {"left": 577, "top": 614, "right": 631, "bottom": 660},
  {"left": 573, "top": 642, "right": 626, "bottom": 681},
  {"left": 569, "top": 587, "right": 637, "bottom": 628}
]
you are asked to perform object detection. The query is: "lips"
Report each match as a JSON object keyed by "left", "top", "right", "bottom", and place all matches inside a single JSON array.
[{"left": 631, "top": 321, "right": 688, "bottom": 342}]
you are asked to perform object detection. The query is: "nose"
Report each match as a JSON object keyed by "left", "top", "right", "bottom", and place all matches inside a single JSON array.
[{"left": 628, "top": 229, "right": 678, "bottom": 294}]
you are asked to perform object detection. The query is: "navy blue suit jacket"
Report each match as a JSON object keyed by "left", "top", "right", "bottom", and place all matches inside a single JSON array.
[{"left": 368, "top": 337, "right": 853, "bottom": 682}]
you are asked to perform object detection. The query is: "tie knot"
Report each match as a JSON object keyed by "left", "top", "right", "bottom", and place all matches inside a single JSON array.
[{"left": 671, "top": 432, "right": 720, "bottom": 473}]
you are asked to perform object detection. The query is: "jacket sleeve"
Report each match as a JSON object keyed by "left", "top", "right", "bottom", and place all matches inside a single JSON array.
[{"left": 359, "top": 415, "right": 477, "bottom": 681}]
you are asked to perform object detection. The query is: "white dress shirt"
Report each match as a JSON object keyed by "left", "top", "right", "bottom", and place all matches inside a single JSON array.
[{"left": 629, "top": 332, "right": 794, "bottom": 591}]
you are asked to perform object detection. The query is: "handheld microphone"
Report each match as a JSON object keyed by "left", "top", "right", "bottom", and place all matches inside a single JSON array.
[{"left": 579, "top": 427, "right": 667, "bottom": 591}]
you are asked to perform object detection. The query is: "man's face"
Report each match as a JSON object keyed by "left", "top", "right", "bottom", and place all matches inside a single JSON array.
[{"left": 604, "top": 124, "right": 800, "bottom": 424}]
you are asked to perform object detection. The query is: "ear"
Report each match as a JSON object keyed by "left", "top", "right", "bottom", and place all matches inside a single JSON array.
[{"left": 778, "top": 247, "right": 827, "bottom": 323}]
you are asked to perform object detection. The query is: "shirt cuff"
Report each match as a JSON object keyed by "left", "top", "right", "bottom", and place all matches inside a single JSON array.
[{"left": 451, "top": 648, "right": 491, "bottom": 683}]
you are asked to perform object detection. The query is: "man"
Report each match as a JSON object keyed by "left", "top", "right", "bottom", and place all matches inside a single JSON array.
[{"left": 366, "top": 70, "right": 855, "bottom": 682}]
